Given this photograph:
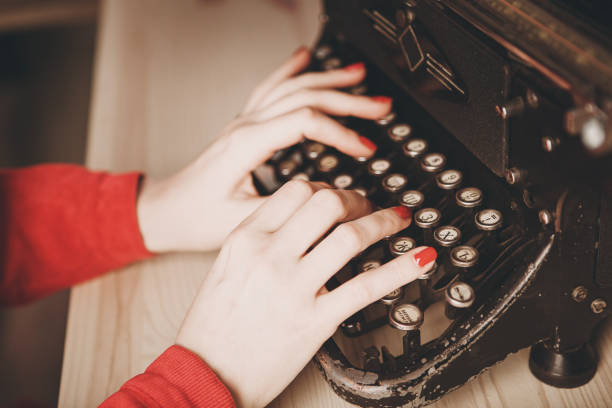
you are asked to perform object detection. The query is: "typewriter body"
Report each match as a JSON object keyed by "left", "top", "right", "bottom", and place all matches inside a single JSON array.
[{"left": 254, "top": 0, "right": 612, "bottom": 406}]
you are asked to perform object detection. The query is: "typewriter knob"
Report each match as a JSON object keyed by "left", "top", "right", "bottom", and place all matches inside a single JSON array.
[
  {"left": 303, "top": 141, "right": 326, "bottom": 160},
  {"left": 382, "top": 173, "right": 408, "bottom": 193},
  {"left": 314, "top": 44, "right": 333, "bottom": 60},
  {"left": 450, "top": 245, "right": 479, "bottom": 268},
  {"left": 456, "top": 187, "right": 483, "bottom": 208},
  {"left": 420, "top": 153, "right": 447, "bottom": 173},
  {"left": 436, "top": 170, "right": 463, "bottom": 190},
  {"left": 322, "top": 57, "right": 342, "bottom": 70},
  {"left": 402, "top": 138, "right": 428, "bottom": 158},
  {"left": 376, "top": 111, "right": 397, "bottom": 126},
  {"left": 400, "top": 190, "right": 425, "bottom": 209},
  {"left": 414, "top": 208, "right": 442, "bottom": 229},
  {"left": 359, "top": 259, "right": 381, "bottom": 273},
  {"left": 445, "top": 281, "right": 475, "bottom": 308},
  {"left": 434, "top": 225, "right": 462, "bottom": 248},
  {"left": 380, "top": 287, "right": 404, "bottom": 306},
  {"left": 475, "top": 209, "right": 503, "bottom": 231},
  {"left": 333, "top": 174, "right": 354, "bottom": 189},
  {"left": 388, "top": 123, "right": 412, "bottom": 143},
  {"left": 368, "top": 158, "right": 392, "bottom": 176},
  {"left": 277, "top": 159, "right": 298, "bottom": 178},
  {"left": 316, "top": 154, "right": 339, "bottom": 173},
  {"left": 389, "top": 303, "right": 423, "bottom": 331},
  {"left": 389, "top": 236, "right": 416, "bottom": 257}
]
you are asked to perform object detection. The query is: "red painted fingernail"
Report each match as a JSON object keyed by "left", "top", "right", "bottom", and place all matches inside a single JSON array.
[
  {"left": 344, "top": 62, "right": 365, "bottom": 71},
  {"left": 414, "top": 247, "right": 437, "bottom": 267},
  {"left": 372, "top": 96, "right": 392, "bottom": 104},
  {"left": 358, "top": 136, "right": 377, "bottom": 153},
  {"left": 392, "top": 206, "right": 412, "bottom": 219}
]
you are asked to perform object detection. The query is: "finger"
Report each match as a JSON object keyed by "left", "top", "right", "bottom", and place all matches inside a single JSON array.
[
  {"left": 243, "top": 46, "right": 311, "bottom": 114},
  {"left": 256, "top": 63, "right": 366, "bottom": 110},
  {"left": 271, "top": 189, "right": 374, "bottom": 257},
  {"left": 242, "top": 180, "right": 330, "bottom": 232},
  {"left": 225, "top": 108, "right": 377, "bottom": 180},
  {"left": 251, "top": 89, "right": 392, "bottom": 122},
  {"left": 317, "top": 246, "right": 438, "bottom": 322},
  {"left": 300, "top": 206, "right": 413, "bottom": 290}
]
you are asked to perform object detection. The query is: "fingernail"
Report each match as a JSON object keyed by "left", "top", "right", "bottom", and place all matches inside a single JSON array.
[
  {"left": 372, "top": 96, "right": 392, "bottom": 104},
  {"left": 358, "top": 136, "right": 377, "bottom": 153},
  {"left": 344, "top": 62, "right": 365, "bottom": 71},
  {"left": 392, "top": 206, "right": 412, "bottom": 219},
  {"left": 414, "top": 247, "right": 437, "bottom": 267}
]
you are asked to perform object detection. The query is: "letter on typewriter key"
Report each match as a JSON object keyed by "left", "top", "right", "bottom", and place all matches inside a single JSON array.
[
  {"left": 367, "top": 158, "right": 392, "bottom": 177},
  {"left": 445, "top": 281, "right": 475, "bottom": 320},
  {"left": 358, "top": 259, "right": 381, "bottom": 273},
  {"left": 333, "top": 174, "right": 354, "bottom": 190},
  {"left": 303, "top": 141, "right": 326, "bottom": 161},
  {"left": 475, "top": 209, "right": 503, "bottom": 231},
  {"left": 450, "top": 245, "right": 480, "bottom": 279},
  {"left": 389, "top": 303, "right": 423, "bottom": 355},
  {"left": 436, "top": 169, "right": 463, "bottom": 191},
  {"left": 388, "top": 236, "right": 416, "bottom": 257},
  {"left": 434, "top": 225, "right": 462, "bottom": 248},
  {"left": 402, "top": 138, "right": 428, "bottom": 159},
  {"left": 375, "top": 111, "right": 396, "bottom": 126},
  {"left": 456, "top": 187, "right": 484, "bottom": 208},
  {"left": 414, "top": 208, "right": 442, "bottom": 246},
  {"left": 387, "top": 123, "right": 412, "bottom": 143},
  {"left": 420, "top": 152, "right": 447, "bottom": 174},
  {"left": 400, "top": 190, "right": 425, "bottom": 209},
  {"left": 316, "top": 154, "right": 340, "bottom": 174},
  {"left": 382, "top": 173, "right": 408, "bottom": 194}
]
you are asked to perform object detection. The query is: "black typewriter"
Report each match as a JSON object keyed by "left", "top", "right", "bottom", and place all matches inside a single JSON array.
[{"left": 253, "top": 0, "right": 612, "bottom": 406}]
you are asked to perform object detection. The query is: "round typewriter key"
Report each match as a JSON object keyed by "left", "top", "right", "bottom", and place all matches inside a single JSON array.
[
  {"left": 375, "top": 111, "right": 396, "bottom": 126},
  {"left": 389, "top": 236, "right": 416, "bottom": 257},
  {"left": 291, "top": 172, "right": 310, "bottom": 181},
  {"left": 353, "top": 186, "right": 368, "bottom": 197},
  {"left": 456, "top": 187, "right": 483, "bottom": 208},
  {"left": 277, "top": 159, "right": 298, "bottom": 178},
  {"left": 417, "top": 262, "right": 438, "bottom": 280},
  {"left": 322, "top": 57, "right": 342, "bottom": 70},
  {"left": 420, "top": 153, "right": 447, "bottom": 173},
  {"left": 475, "top": 209, "right": 503, "bottom": 231},
  {"left": 450, "top": 245, "right": 479, "bottom": 268},
  {"left": 349, "top": 84, "right": 368, "bottom": 95},
  {"left": 316, "top": 154, "right": 339, "bottom": 173},
  {"left": 367, "top": 158, "right": 391, "bottom": 176},
  {"left": 388, "top": 123, "right": 412, "bottom": 143},
  {"left": 414, "top": 208, "right": 442, "bottom": 229},
  {"left": 333, "top": 174, "right": 354, "bottom": 189},
  {"left": 434, "top": 225, "right": 462, "bottom": 247},
  {"left": 436, "top": 169, "right": 463, "bottom": 190},
  {"left": 389, "top": 303, "right": 423, "bottom": 331},
  {"left": 445, "top": 281, "right": 475, "bottom": 309},
  {"left": 382, "top": 173, "right": 408, "bottom": 193},
  {"left": 314, "top": 44, "right": 332, "bottom": 60},
  {"left": 380, "top": 287, "right": 404, "bottom": 306},
  {"left": 402, "top": 138, "right": 428, "bottom": 158},
  {"left": 303, "top": 141, "right": 326, "bottom": 160},
  {"left": 359, "top": 259, "right": 381, "bottom": 273},
  {"left": 400, "top": 190, "right": 425, "bottom": 209}
]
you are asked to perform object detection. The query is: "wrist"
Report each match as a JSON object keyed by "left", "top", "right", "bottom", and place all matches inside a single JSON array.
[{"left": 136, "top": 175, "right": 173, "bottom": 253}]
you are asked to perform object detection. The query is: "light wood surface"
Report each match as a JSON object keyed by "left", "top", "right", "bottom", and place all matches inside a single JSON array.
[{"left": 59, "top": 1, "right": 612, "bottom": 407}]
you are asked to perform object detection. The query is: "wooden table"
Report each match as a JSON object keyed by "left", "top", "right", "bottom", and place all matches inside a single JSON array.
[{"left": 58, "top": 1, "right": 612, "bottom": 407}]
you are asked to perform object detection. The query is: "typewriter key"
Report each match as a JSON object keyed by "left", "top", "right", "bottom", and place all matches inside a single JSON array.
[
  {"left": 414, "top": 208, "right": 442, "bottom": 229},
  {"left": 353, "top": 187, "right": 368, "bottom": 197},
  {"left": 367, "top": 158, "right": 391, "bottom": 176},
  {"left": 375, "top": 111, "right": 396, "bottom": 126},
  {"left": 303, "top": 141, "right": 326, "bottom": 160},
  {"left": 475, "top": 209, "right": 503, "bottom": 231},
  {"left": 314, "top": 44, "right": 332, "bottom": 60},
  {"left": 380, "top": 287, "right": 404, "bottom": 306},
  {"left": 450, "top": 245, "right": 479, "bottom": 268},
  {"left": 382, "top": 173, "right": 408, "bottom": 193},
  {"left": 322, "top": 57, "right": 342, "bottom": 70},
  {"left": 456, "top": 187, "right": 484, "bottom": 208},
  {"left": 402, "top": 138, "right": 428, "bottom": 158},
  {"left": 400, "top": 190, "right": 425, "bottom": 209},
  {"left": 277, "top": 159, "right": 298, "bottom": 179},
  {"left": 291, "top": 172, "right": 310, "bottom": 181},
  {"left": 420, "top": 153, "right": 447, "bottom": 173},
  {"left": 333, "top": 174, "right": 354, "bottom": 189},
  {"left": 445, "top": 281, "right": 475, "bottom": 309},
  {"left": 388, "top": 124, "right": 412, "bottom": 143},
  {"left": 434, "top": 225, "right": 462, "bottom": 248},
  {"left": 316, "top": 154, "right": 340, "bottom": 173},
  {"left": 436, "top": 170, "right": 463, "bottom": 190},
  {"left": 348, "top": 84, "right": 368, "bottom": 95},
  {"left": 389, "top": 236, "right": 416, "bottom": 257},
  {"left": 389, "top": 303, "right": 423, "bottom": 331},
  {"left": 359, "top": 259, "right": 381, "bottom": 273}
]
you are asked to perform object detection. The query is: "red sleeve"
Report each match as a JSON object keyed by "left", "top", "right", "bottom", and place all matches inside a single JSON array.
[
  {"left": 0, "top": 164, "right": 154, "bottom": 305},
  {"left": 100, "top": 345, "right": 236, "bottom": 408}
]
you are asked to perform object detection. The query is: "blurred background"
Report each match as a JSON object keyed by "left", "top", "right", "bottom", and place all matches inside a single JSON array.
[{"left": 0, "top": 0, "right": 320, "bottom": 406}]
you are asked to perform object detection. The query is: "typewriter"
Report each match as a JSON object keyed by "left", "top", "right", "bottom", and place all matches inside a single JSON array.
[{"left": 253, "top": 0, "right": 612, "bottom": 406}]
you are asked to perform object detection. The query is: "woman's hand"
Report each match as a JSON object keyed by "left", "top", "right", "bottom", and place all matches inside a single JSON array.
[
  {"left": 137, "top": 47, "right": 392, "bottom": 252},
  {"left": 176, "top": 181, "right": 438, "bottom": 408}
]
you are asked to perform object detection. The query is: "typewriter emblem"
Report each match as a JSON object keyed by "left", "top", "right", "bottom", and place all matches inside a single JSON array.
[{"left": 364, "top": 8, "right": 467, "bottom": 101}]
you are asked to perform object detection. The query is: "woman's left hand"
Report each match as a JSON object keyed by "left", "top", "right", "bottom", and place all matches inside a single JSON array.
[{"left": 136, "top": 47, "right": 392, "bottom": 252}]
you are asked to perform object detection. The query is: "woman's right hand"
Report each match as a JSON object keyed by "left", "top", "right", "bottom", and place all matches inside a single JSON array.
[{"left": 176, "top": 181, "right": 437, "bottom": 408}]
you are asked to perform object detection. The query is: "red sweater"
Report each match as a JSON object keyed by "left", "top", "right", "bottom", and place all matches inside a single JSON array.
[{"left": 0, "top": 164, "right": 235, "bottom": 408}]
